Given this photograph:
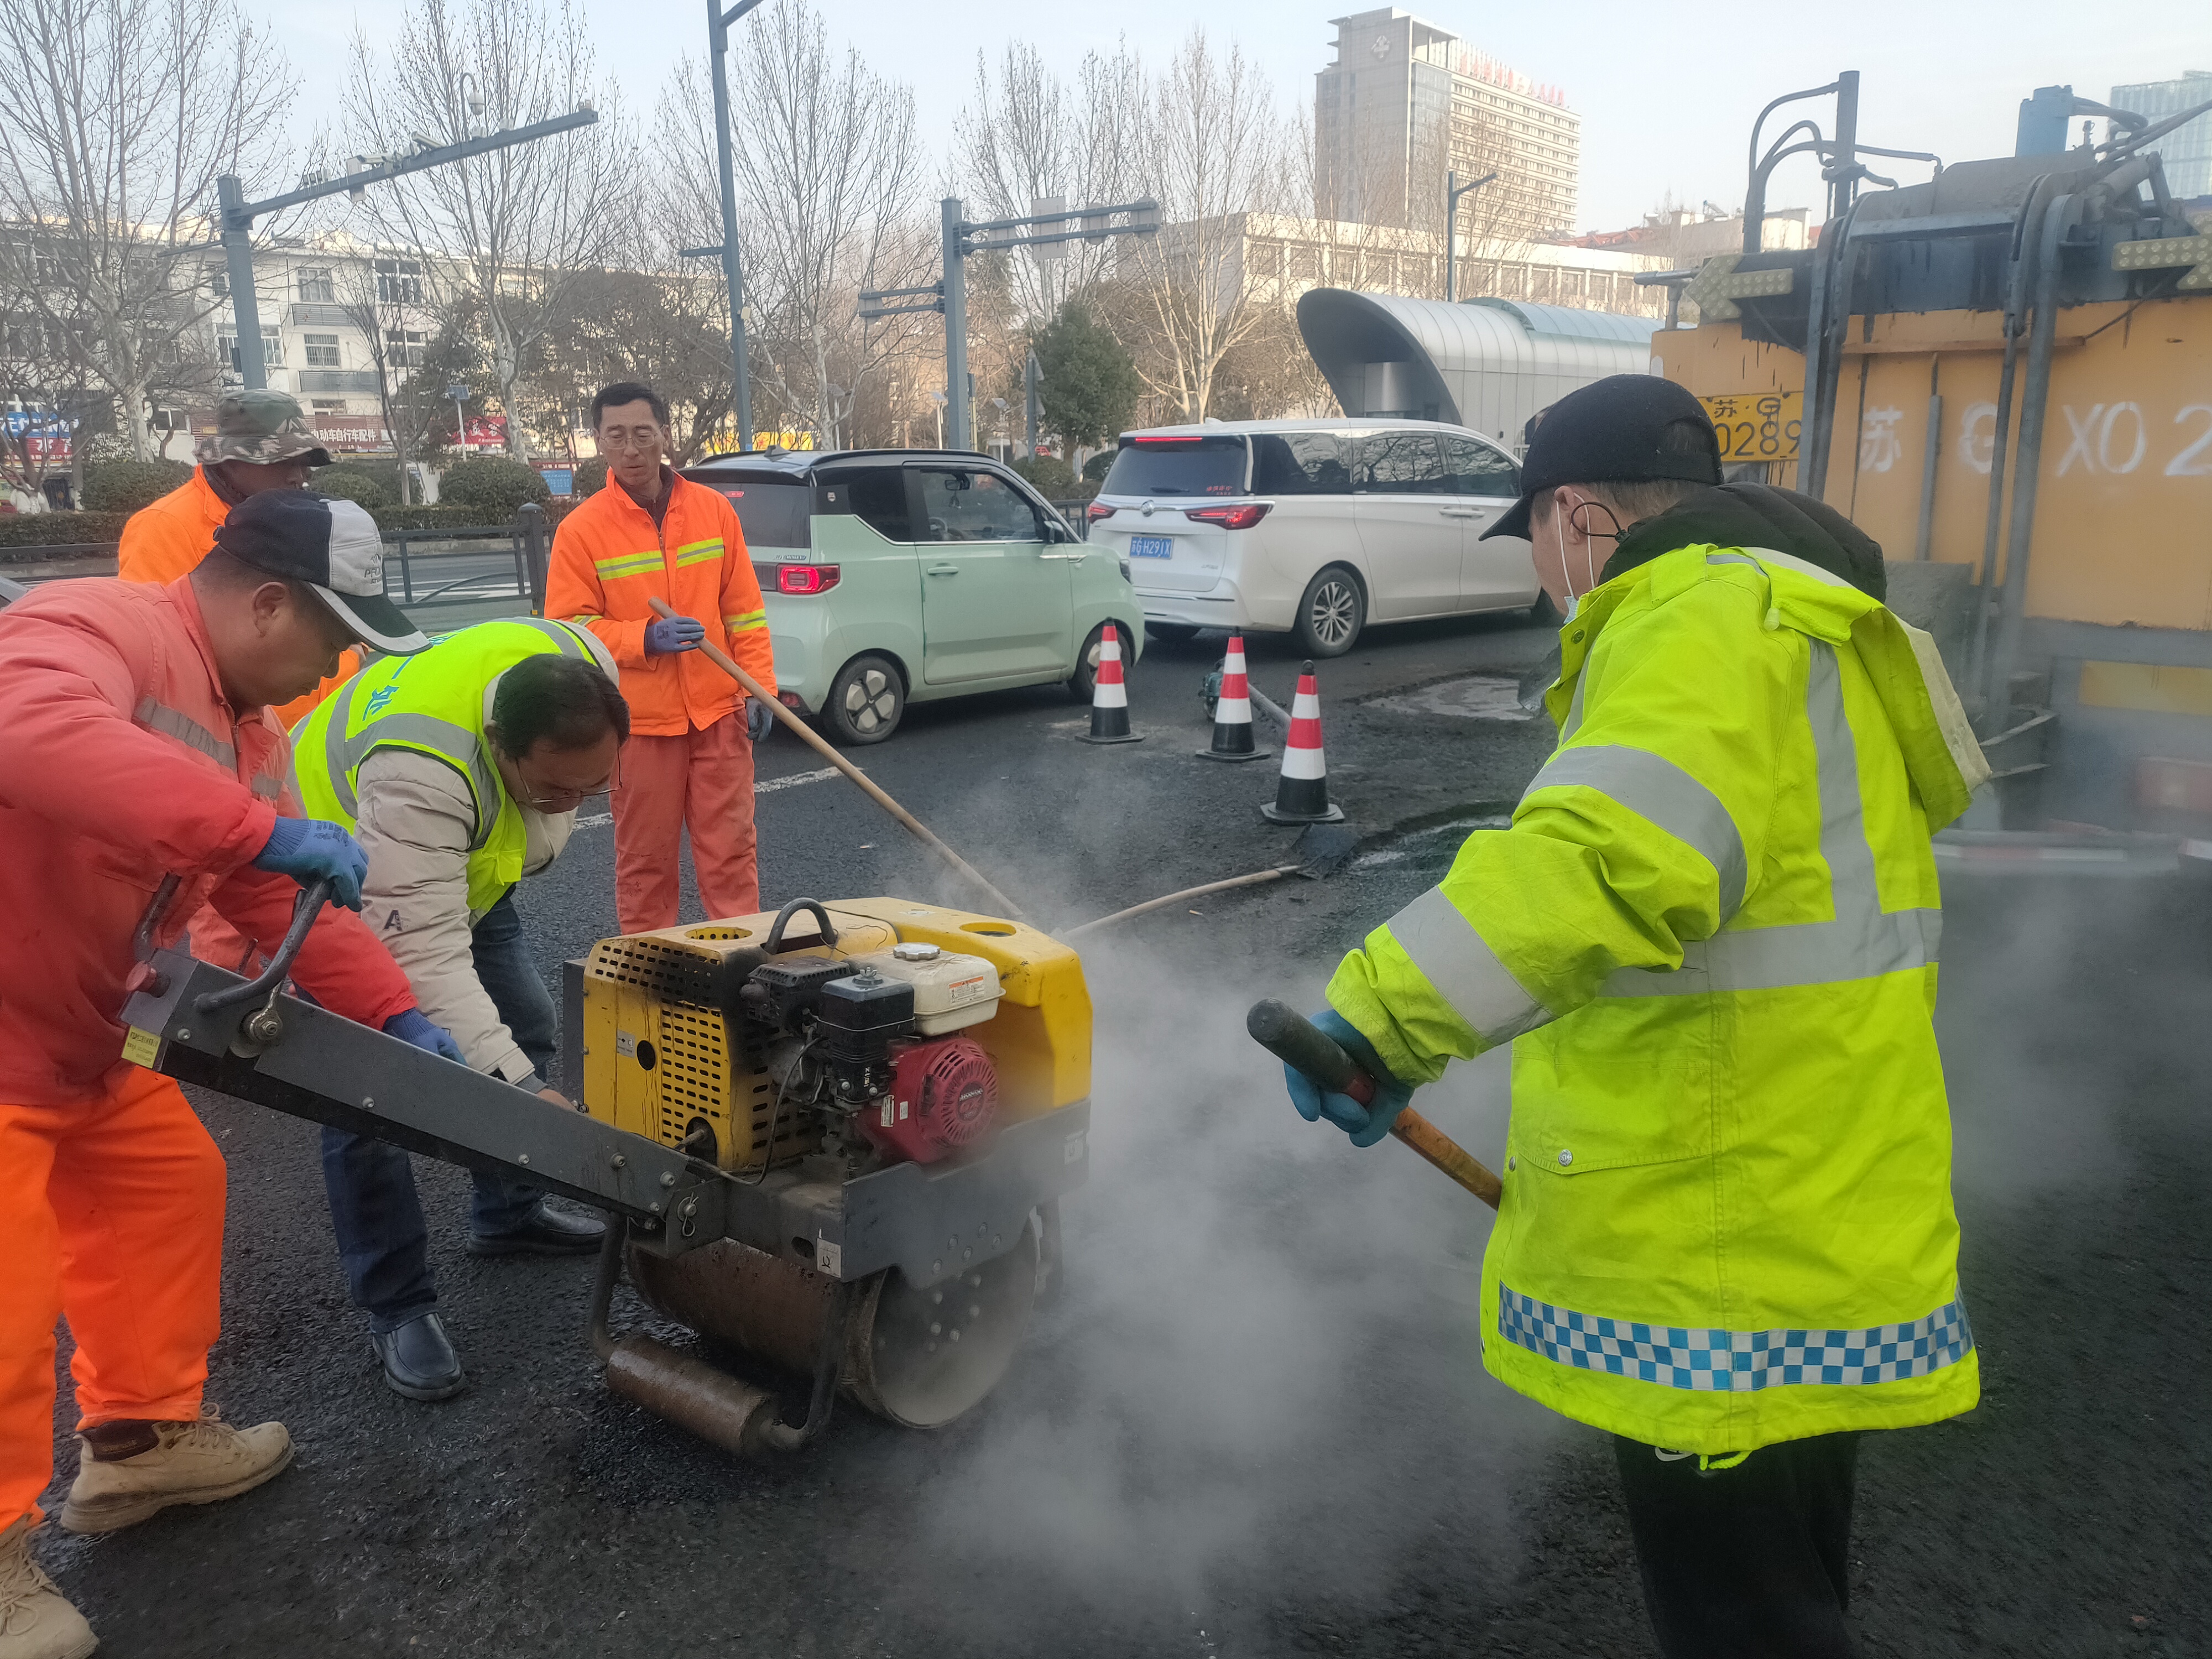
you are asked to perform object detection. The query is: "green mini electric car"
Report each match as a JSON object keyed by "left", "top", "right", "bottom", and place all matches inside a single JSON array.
[{"left": 681, "top": 449, "right": 1144, "bottom": 745}]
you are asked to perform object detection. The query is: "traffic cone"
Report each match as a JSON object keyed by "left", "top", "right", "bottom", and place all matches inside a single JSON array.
[
  {"left": 1197, "top": 634, "right": 1272, "bottom": 763},
  {"left": 1080, "top": 623, "right": 1143, "bottom": 744},
  {"left": 1261, "top": 660, "right": 1344, "bottom": 823}
]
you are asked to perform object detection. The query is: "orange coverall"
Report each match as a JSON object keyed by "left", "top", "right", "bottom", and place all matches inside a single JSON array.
[
  {"left": 118, "top": 465, "right": 363, "bottom": 968},
  {"left": 0, "top": 576, "right": 418, "bottom": 1530},
  {"left": 545, "top": 471, "right": 779, "bottom": 931}
]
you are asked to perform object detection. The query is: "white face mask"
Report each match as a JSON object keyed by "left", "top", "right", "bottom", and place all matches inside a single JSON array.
[{"left": 1549, "top": 495, "right": 1604, "bottom": 623}]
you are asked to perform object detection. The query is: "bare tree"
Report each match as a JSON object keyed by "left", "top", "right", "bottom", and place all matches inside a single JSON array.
[
  {"left": 954, "top": 43, "right": 1144, "bottom": 325},
  {"left": 688, "top": 0, "right": 933, "bottom": 451},
  {"left": 0, "top": 0, "right": 289, "bottom": 460},
  {"left": 1118, "top": 32, "right": 1290, "bottom": 422},
  {"left": 345, "top": 0, "right": 620, "bottom": 459}
]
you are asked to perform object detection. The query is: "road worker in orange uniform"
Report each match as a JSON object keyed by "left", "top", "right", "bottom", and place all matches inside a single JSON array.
[
  {"left": 117, "top": 389, "right": 362, "bottom": 729},
  {"left": 0, "top": 489, "right": 456, "bottom": 1659},
  {"left": 544, "top": 380, "right": 779, "bottom": 931}
]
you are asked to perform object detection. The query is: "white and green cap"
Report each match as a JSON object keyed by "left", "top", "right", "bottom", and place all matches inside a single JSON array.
[{"left": 213, "top": 491, "right": 429, "bottom": 654}]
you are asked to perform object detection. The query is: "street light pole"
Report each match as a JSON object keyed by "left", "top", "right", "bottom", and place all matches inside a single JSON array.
[
  {"left": 1444, "top": 168, "right": 1498, "bottom": 304},
  {"left": 705, "top": 0, "right": 765, "bottom": 452}
]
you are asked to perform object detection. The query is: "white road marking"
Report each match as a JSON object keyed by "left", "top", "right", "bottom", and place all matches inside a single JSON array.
[{"left": 571, "top": 765, "right": 843, "bottom": 829}]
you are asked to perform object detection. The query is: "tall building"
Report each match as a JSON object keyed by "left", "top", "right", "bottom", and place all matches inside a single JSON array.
[
  {"left": 2111, "top": 72, "right": 2212, "bottom": 199},
  {"left": 1314, "top": 9, "right": 1579, "bottom": 245}
]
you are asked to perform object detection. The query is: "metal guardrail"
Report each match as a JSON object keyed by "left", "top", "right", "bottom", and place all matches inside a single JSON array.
[
  {"left": 0, "top": 502, "right": 554, "bottom": 615},
  {"left": 385, "top": 502, "right": 551, "bottom": 613},
  {"left": 1047, "top": 498, "right": 1093, "bottom": 541}
]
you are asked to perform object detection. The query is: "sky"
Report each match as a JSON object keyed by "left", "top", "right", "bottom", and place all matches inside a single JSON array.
[{"left": 260, "top": 0, "right": 2204, "bottom": 234}]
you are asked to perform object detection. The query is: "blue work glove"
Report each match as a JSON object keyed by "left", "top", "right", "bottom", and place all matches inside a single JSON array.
[
  {"left": 384, "top": 1008, "right": 464, "bottom": 1065},
  {"left": 1284, "top": 1009, "right": 1416, "bottom": 1149},
  {"left": 645, "top": 615, "right": 706, "bottom": 655},
  {"left": 746, "top": 696, "right": 776, "bottom": 743},
  {"left": 251, "top": 816, "right": 369, "bottom": 911}
]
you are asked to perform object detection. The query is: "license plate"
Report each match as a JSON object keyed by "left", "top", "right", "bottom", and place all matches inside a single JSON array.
[{"left": 1128, "top": 534, "right": 1174, "bottom": 559}]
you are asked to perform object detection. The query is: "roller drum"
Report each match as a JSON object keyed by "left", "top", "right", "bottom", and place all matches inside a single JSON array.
[{"left": 627, "top": 1226, "right": 1039, "bottom": 1430}]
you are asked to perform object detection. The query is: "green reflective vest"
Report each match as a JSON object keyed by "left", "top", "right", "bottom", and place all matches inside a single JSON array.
[
  {"left": 1327, "top": 544, "right": 1990, "bottom": 1455},
  {"left": 290, "top": 618, "right": 600, "bottom": 918}
]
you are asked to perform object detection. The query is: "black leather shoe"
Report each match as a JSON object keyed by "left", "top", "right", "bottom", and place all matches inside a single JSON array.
[
  {"left": 467, "top": 1202, "right": 606, "bottom": 1258},
  {"left": 373, "top": 1312, "right": 466, "bottom": 1401}
]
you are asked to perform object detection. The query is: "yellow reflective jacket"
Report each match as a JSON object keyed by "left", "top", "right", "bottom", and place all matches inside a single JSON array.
[
  {"left": 290, "top": 618, "right": 604, "bottom": 918},
  {"left": 1327, "top": 540, "right": 1989, "bottom": 1454}
]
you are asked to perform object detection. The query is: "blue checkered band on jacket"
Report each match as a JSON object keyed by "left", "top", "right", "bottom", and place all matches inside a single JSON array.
[{"left": 1497, "top": 1286, "right": 1973, "bottom": 1391}]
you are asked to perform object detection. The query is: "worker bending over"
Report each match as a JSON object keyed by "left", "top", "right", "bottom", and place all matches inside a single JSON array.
[
  {"left": 545, "top": 380, "right": 777, "bottom": 932},
  {"left": 292, "top": 618, "right": 626, "bottom": 1400},
  {"left": 1282, "top": 377, "right": 1988, "bottom": 1658},
  {"left": 0, "top": 490, "right": 453, "bottom": 1659}
]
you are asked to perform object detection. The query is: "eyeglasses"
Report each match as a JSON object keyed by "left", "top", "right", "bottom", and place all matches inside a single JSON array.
[
  {"left": 598, "top": 430, "right": 663, "bottom": 453},
  {"left": 514, "top": 752, "right": 621, "bottom": 811}
]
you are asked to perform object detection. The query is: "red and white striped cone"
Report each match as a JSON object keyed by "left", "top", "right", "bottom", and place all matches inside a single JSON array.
[
  {"left": 1197, "top": 634, "right": 1272, "bottom": 763},
  {"left": 1261, "top": 660, "right": 1344, "bottom": 823},
  {"left": 1079, "top": 622, "right": 1143, "bottom": 744}
]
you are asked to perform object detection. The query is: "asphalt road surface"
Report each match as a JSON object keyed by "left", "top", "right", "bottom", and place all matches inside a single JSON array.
[{"left": 40, "top": 611, "right": 2212, "bottom": 1656}]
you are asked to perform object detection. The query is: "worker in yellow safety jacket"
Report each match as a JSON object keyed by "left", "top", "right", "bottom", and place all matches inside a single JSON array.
[{"left": 1282, "top": 375, "right": 1990, "bottom": 1659}]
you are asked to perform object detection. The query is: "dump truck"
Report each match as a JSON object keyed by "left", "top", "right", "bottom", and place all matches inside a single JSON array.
[{"left": 1651, "top": 74, "right": 2212, "bottom": 873}]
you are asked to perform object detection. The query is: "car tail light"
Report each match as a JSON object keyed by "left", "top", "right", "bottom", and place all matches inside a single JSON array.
[
  {"left": 776, "top": 564, "right": 840, "bottom": 595},
  {"left": 1182, "top": 502, "right": 1271, "bottom": 531},
  {"left": 1086, "top": 500, "right": 1117, "bottom": 524}
]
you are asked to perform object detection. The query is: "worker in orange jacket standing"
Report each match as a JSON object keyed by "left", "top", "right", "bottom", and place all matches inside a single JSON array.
[
  {"left": 544, "top": 381, "right": 779, "bottom": 931},
  {"left": 0, "top": 488, "right": 455, "bottom": 1658}
]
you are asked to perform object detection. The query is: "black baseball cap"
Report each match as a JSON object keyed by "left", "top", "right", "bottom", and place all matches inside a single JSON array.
[
  {"left": 1481, "top": 374, "right": 1723, "bottom": 541},
  {"left": 213, "top": 491, "right": 429, "bottom": 654}
]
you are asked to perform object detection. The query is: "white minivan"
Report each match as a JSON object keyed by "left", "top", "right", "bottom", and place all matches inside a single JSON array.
[{"left": 1087, "top": 418, "right": 1544, "bottom": 656}]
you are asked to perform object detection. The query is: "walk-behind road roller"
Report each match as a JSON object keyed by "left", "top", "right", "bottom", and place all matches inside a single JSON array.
[{"left": 119, "top": 882, "right": 1092, "bottom": 1454}]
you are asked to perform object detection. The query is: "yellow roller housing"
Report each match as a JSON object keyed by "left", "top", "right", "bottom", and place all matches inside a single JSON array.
[{"left": 578, "top": 899, "right": 1092, "bottom": 1172}]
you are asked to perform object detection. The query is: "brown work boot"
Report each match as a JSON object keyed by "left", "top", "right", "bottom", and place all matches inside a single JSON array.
[
  {"left": 0, "top": 1516, "right": 97, "bottom": 1659},
  {"left": 58, "top": 1403, "right": 291, "bottom": 1536}
]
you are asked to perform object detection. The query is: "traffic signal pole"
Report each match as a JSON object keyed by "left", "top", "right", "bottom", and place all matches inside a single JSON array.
[
  {"left": 862, "top": 197, "right": 1157, "bottom": 455},
  {"left": 215, "top": 107, "right": 599, "bottom": 391}
]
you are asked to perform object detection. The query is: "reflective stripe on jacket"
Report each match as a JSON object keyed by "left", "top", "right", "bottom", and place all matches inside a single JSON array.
[
  {"left": 0, "top": 576, "right": 416, "bottom": 1104},
  {"left": 117, "top": 467, "right": 359, "bottom": 727},
  {"left": 542, "top": 472, "right": 776, "bottom": 737},
  {"left": 290, "top": 617, "right": 606, "bottom": 917},
  {"left": 1326, "top": 542, "right": 1990, "bottom": 1454}
]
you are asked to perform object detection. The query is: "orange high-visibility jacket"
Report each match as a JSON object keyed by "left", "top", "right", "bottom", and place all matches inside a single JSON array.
[
  {"left": 544, "top": 472, "right": 776, "bottom": 738},
  {"left": 117, "top": 467, "right": 358, "bottom": 727}
]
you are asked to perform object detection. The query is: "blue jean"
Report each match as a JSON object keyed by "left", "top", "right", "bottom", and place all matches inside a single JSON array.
[{"left": 320, "top": 890, "right": 555, "bottom": 1333}]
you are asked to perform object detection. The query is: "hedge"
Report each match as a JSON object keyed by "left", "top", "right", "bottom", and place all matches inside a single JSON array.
[
  {"left": 315, "top": 461, "right": 403, "bottom": 510},
  {"left": 0, "top": 512, "right": 132, "bottom": 557},
  {"left": 437, "top": 455, "right": 551, "bottom": 521},
  {"left": 82, "top": 460, "right": 193, "bottom": 513}
]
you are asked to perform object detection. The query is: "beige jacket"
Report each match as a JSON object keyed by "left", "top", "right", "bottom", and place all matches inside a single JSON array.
[{"left": 352, "top": 644, "right": 616, "bottom": 1087}]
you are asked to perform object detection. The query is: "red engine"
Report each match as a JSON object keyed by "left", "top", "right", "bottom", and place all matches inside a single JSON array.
[{"left": 858, "top": 1036, "right": 999, "bottom": 1165}]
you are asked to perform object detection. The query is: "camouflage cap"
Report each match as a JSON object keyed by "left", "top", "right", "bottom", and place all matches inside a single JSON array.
[{"left": 196, "top": 389, "right": 333, "bottom": 467}]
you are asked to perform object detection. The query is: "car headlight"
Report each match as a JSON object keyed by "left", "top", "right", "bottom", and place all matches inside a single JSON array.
[{"left": 1118, "top": 554, "right": 1131, "bottom": 581}]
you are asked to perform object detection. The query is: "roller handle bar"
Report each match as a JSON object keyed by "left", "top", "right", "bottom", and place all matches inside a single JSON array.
[{"left": 195, "top": 879, "right": 331, "bottom": 1015}]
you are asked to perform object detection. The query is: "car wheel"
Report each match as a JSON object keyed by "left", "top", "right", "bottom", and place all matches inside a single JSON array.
[
  {"left": 1146, "top": 622, "right": 1200, "bottom": 644},
  {"left": 823, "top": 654, "right": 904, "bottom": 745},
  {"left": 1068, "top": 622, "right": 1138, "bottom": 702},
  {"left": 1294, "top": 566, "right": 1364, "bottom": 658}
]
